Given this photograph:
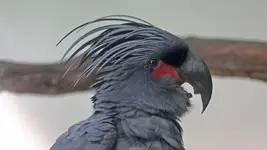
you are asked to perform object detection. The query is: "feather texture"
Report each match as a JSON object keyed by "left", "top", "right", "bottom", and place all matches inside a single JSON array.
[
  {"left": 50, "top": 113, "right": 117, "bottom": 150},
  {"left": 52, "top": 15, "right": 191, "bottom": 150},
  {"left": 57, "top": 15, "right": 185, "bottom": 87}
]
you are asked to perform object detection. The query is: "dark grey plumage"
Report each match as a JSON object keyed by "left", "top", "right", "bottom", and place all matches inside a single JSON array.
[
  {"left": 50, "top": 15, "right": 213, "bottom": 150},
  {"left": 59, "top": 15, "right": 187, "bottom": 86}
]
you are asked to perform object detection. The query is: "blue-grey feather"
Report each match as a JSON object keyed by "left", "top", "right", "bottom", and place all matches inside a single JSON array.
[
  {"left": 50, "top": 113, "right": 117, "bottom": 150},
  {"left": 52, "top": 15, "right": 190, "bottom": 150},
  {"left": 57, "top": 15, "right": 152, "bottom": 46}
]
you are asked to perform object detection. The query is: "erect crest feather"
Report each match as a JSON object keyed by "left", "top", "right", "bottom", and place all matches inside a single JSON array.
[{"left": 57, "top": 15, "right": 179, "bottom": 86}]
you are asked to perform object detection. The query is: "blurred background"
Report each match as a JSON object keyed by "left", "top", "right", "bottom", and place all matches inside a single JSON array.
[{"left": 0, "top": 0, "right": 267, "bottom": 150}]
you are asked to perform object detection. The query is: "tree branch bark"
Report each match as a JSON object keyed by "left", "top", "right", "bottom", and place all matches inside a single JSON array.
[
  {"left": 0, "top": 59, "right": 96, "bottom": 95},
  {"left": 1, "top": 36, "right": 266, "bottom": 95},
  {"left": 186, "top": 37, "right": 267, "bottom": 82}
]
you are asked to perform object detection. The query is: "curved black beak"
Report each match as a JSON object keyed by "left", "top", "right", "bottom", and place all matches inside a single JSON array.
[{"left": 177, "top": 51, "right": 213, "bottom": 113}]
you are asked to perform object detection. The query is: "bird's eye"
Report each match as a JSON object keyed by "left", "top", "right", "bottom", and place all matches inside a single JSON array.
[{"left": 149, "top": 59, "right": 159, "bottom": 68}]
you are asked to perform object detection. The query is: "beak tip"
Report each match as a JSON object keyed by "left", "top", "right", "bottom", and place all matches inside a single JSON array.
[
  {"left": 200, "top": 90, "right": 212, "bottom": 114},
  {"left": 201, "top": 104, "right": 209, "bottom": 114}
]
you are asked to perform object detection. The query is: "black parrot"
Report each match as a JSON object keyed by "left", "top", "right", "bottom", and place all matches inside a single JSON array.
[{"left": 50, "top": 15, "right": 213, "bottom": 150}]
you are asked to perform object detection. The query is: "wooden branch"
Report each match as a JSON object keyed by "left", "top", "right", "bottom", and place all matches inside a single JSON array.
[
  {"left": 0, "top": 59, "right": 97, "bottom": 95},
  {"left": 186, "top": 37, "right": 267, "bottom": 82},
  {"left": 0, "top": 36, "right": 267, "bottom": 95}
]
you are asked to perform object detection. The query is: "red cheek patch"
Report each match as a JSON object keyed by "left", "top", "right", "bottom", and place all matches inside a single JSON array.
[{"left": 151, "top": 61, "right": 184, "bottom": 84}]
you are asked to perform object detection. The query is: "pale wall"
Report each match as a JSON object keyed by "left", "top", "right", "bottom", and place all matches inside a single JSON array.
[{"left": 0, "top": 0, "right": 267, "bottom": 150}]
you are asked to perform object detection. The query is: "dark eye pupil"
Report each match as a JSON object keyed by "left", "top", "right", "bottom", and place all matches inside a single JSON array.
[{"left": 150, "top": 59, "right": 159, "bottom": 67}]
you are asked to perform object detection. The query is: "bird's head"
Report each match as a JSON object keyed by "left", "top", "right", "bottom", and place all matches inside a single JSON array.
[{"left": 59, "top": 15, "right": 213, "bottom": 117}]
